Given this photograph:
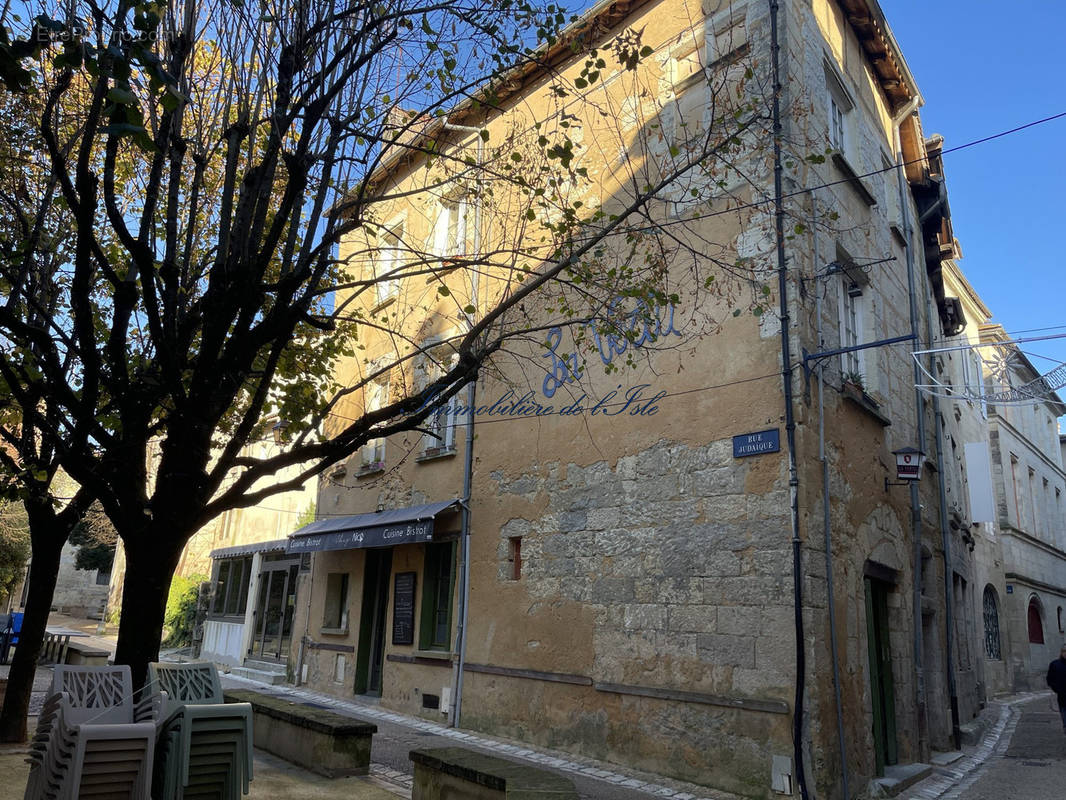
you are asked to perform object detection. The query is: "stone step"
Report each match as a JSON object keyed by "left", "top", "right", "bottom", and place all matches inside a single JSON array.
[
  {"left": 231, "top": 665, "right": 287, "bottom": 685},
  {"left": 930, "top": 750, "right": 964, "bottom": 766},
  {"left": 868, "top": 763, "right": 933, "bottom": 798},
  {"left": 243, "top": 658, "right": 287, "bottom": 674}
]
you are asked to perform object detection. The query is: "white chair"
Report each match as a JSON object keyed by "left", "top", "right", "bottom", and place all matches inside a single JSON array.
[
  {"left": 24, "top": 665, "right": 162, "bottom": 800},
  {"left": 148, "top": 661, "right": 254, "bottom": 800}
]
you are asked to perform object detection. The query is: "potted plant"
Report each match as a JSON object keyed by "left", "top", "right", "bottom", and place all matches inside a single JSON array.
[
  {"left": 842, "top": 371, "right": 865, "bottom": 396},
  {"left": 842, "top": 370, "right": 882, "bottom": 411}
]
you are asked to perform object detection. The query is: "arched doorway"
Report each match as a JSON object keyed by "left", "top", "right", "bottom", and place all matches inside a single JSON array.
[{"left": 1028, "top": 596, "right": 1044, "bottom": 645}]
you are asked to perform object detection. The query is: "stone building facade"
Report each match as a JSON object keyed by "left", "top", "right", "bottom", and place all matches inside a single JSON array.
[
  {"left": 275, "top": 1, "right": 1046, "bottom": 798},
  {"left": 979, "top": 323, "right": 1066, "bottom": 691}
]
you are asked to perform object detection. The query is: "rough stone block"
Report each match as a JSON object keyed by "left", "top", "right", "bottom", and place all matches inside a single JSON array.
[
  {"left": 716, "top": 606, "right": 763, "bottom": 636},
  {"left": 696, "top": 633, "right": 756, "bottom": 668},
  {"left": 558, "top": 510, "right": 588, "bottom": 532},
  {"left": 589, "top": 577, "right": 635, "bottom": 603},
  {"left": 668, "top": 605, "right": 717, "bottom": 633},
  {"left": 623, "top": 604, "right": 668, "bottom": 631}
]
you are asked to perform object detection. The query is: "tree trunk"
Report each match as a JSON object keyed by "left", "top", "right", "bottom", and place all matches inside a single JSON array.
[
  {"left": 113, "top": 538, "right": 185, "bottom": 691},
  {"left": 0, "top": 532, "right": 64, "bottom": 742}
]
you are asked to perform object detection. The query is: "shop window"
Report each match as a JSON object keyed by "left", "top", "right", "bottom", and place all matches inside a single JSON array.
[
  {"left": 419, "top": 542, "right": 455, "bottom": 651},
  {"left": 211, "top": 556, "right": 251, "bottom": 617},
  {"left": 323, "top": 572, "right": 350, "bottom": 631},
  {"left": 1028, "top": 597, "right": 1044, "bottom": 644},
  {"left": 982, "top": 585, "right": 1001, "bottom": 660}
]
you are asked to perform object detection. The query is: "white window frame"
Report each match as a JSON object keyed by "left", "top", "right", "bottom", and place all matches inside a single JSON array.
[
  {"left": 418, "top": 343, "right": 459, "bottom": 457},
  {"left": 360, "top": 377, "right": 389, "bottom": 470},
  {"left": 432, "top": 197, "right": 469, "bottom": 260},
  {"left": 823, "top": 62, "right": 854, "bottom": 157},
  {"left": 838, "top": 276, "right": 864, "bottom": 379},
  {"left": 374, "top": 218, "right": 404, "bottom": 306}
]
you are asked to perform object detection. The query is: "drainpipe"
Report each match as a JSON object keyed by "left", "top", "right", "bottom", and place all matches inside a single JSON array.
[
  {"left": 811, "top": 196, "right": 851, "bottom": 799},
  {"left": 441, "top": 118, "right": 484, "bottom": 728},
  {"left": 892, "top": 96, "right": 934, "bottom": 754},
  {"left": 921, "top": 241, "right": 962, "bottom": 750},
  {"left": 768, "top": 3, "right": 809, "bottom": 798}
]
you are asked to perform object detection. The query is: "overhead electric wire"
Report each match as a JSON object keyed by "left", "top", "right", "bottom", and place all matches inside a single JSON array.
[{"left": 563, "top": 111, "right": 1066, "bottom": 242}]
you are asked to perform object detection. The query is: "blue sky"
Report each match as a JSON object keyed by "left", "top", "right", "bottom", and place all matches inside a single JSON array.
[{"left": 885, "top": 2, "right": 1066, "bottom": 413}]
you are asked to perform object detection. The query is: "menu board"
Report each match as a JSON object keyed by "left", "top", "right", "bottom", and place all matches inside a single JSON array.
[{"left": 392, "top": 571, "right": 417, "bottom": 645}]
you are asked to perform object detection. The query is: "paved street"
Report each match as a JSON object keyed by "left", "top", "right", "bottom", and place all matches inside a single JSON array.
[
  {"left": 950, "top": 697, "right": 1066, "bottom": 800},
  {"left": 222, "top": 674, "right": 742, "bottom": 800}
]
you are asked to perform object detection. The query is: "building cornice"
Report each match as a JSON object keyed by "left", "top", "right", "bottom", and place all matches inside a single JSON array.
[
  {"left": 999, "top": 524, "right": 1066, "bottom": 563},
  {"left": 1004, "top": 571, "right": 1066, "bottom": 600},
  {"left": 988, "top": 417, "right": 1066, "bottom": 479}
]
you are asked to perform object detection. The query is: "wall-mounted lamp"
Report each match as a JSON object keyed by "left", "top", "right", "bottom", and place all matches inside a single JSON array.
[
  {"left": 272, "top": 419, "right": 290, "bottom": 445},
  {"left": 885, "top": 446, "right": 926, "bottom": 491},
  {"left": 847, "top": 282, "right": 863, "bottom": 298}
]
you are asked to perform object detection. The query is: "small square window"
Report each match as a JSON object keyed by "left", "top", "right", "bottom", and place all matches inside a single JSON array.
[{"left": 508, "top": 537, "right": 523, "bottom": 581}]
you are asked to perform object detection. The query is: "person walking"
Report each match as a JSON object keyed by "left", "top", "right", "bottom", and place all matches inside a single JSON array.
[{"left": 1048, "top": 644, "right": 1066, "bottom": 734}]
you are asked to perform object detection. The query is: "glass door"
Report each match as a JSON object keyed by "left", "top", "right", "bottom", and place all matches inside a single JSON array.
[{"left": 250, "top": 557, "right": 301, "bottom": 662}]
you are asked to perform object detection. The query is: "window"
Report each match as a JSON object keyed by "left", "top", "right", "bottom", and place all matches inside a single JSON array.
[
  {"left": 1028, "top": 597, "right": 1044, "bottom": 644},
  {"left": 373, "top": 224, "right": 403, "bottom": 306},
  {"left": 953, "top": 574, "right": 971, "bottom": 670},
  {"left": 982, "top": 586, "right": 1001, "bottom": 660},
  {"left": 419, "top": 542, "right": 455, "bottom": 651},
  {"left": 1010, "top": 454, "right": 1022, "bottom": 526},
  {"left": 432, "top": 198, "right": 469, "bottom": 259},
  {"left": 836, "top": 254, "right": 865, "bottom": 380},
  {"left": 322, "top": 572, "right": 349, "bottom": 631},
  {"left": 418, "top": 344, "right": 459, "bottom": 457},
  {"left": 211, "top": 557, "right": 252, "bottom": 617},
  {"left": 359, "top": 378, "right": 389, "bottom": 471},
  {"left": 823, "top": 63, "right": 854, "bottom": 156},
  {"left": 508, "top": 537, "right": 522, "bottom": 581},
  {"left": 882, "top": 153, "right": 901, "bottom": 229}
]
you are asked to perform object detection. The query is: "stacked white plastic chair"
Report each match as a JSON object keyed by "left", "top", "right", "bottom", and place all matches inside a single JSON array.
[
  {"left": 24, "top": 664, "right": 162, "bottom": 800},
  {"left": 148, "top": 661, "right": 254, "bottom": 800}
]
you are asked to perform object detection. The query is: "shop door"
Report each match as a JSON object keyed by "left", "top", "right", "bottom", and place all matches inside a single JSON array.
[
  {"left": 865, "top": 576, "right": 898, "bottom": 775},
  {"left": 250, "top": 562, "right": 299, "bottom": 661},
  {"left": 355, "top": 548, "right": 392, "bottom": 696}
]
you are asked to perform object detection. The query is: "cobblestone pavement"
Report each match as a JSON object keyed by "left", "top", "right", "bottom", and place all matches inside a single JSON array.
[
  {"left": 946, "top": 696, "right": 1066, "bottom": 800},
  {"left": 903, "top": 693, "right": 1066, "bottom": 800}
]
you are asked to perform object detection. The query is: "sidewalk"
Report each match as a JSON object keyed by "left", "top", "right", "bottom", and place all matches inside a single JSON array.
[
  {"left": 0, "top": 744, "right": 405, "bottom": 799},
  {"left": 1, "top": 615, "right": 409, "bottom": 798},
  {"left": 903, "top": 691, "right": 1059, "bottom": 799}
]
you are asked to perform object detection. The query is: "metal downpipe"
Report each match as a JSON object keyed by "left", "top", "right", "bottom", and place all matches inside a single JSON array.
[{"left": 769, "top": 1, "right": 809, "bottom": 797}]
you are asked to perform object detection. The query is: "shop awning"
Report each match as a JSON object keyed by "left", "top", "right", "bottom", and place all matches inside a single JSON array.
[
  {"left": 210, "top": 539, "right": 290, "bottom": 559},
  {"left": 285, "top": 499, "right": 461, "bottom": 553}
]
